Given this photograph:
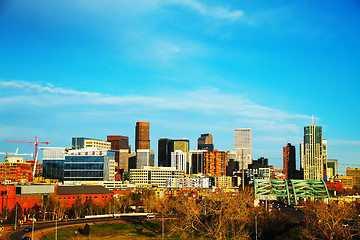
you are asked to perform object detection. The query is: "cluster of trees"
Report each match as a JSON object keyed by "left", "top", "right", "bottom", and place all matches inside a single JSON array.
[
  {"left": 4, "top": 188, "right": 360, "bottom": 240},
  {"left": 5, "top": 190, "right": 156, "bottom": 224}
]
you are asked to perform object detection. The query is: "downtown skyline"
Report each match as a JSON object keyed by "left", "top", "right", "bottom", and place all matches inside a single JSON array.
[{"left": 0, "top": 1, "right": 359, "bottom": 174}]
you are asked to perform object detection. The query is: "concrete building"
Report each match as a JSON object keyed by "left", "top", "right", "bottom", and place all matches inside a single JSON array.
[
  {"left": 136, "top": 149, "right": 155, "bottom": 169},
  {"left": 204, "top": 150, "right": 227, "bottom": 177},
  {"left": 215, "top": 176, "right": 233, "bottom": 188},
  {"left": 171, "top": 150, "right": 187, "bottom": 173},
  {"left": 234, "top": 129, "right": 252, "bottom": 169},
  {"left": 346, "top": 168, "right": 360, "bottom": 187},
  {"left": 64, "top": 148, "right": 115, "bottom": 182},
  {"left": 197, "top": 133, "right": 214, "bottom": 151},
  {"left": 135, "top": 122, "right": 150, "bottom": 151},
  {"left": 167, "top": 176, "right": 210, "bottom": 189},
  {"left": 334, "top": 175, "right": 354, "bottom": 189},
  {"left": 303, "top": 123, "right": 325, "bottom": 180},
  {"left": 283, "top": 143, "right": 296, "bottom": 180},
  {"left": 72, "top": 137, "right": 111, "bottom": 150},
  {"left": 130, "top": 166, "right": 185, "bottom": 188},
  {"left": 42, "top": 147, "right": 68, "bottom": 182}
]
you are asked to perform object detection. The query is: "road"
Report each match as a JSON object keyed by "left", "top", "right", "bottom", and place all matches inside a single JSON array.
[{"left": 7, "top": 216, "right": 149, "bottom": 240}]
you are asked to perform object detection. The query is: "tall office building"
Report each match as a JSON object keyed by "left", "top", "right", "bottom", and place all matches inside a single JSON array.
[
  {"left": 234, "top": 129, "right": 252, "bottom": 169},
  {"left": 107, "top": 135, "right": 129, "bottom": 179},
  {"left": 158, "top": 138, "right": 170, "bottom": 167},
  {"left": 198, "top": 133, "right": 214, "bottom": 151},
  {"left": 171, "top": 150, "right": 187, "bottom": 173},
  {"left": 204, "top": 150, "right": 227, "bottom": 177},
  {"left": 135, "top": 122, "right": 150, "bottom": 151},
  {"left": 189, "top": 150, "right": 206, "bottom": 174},
  {"left": 299, "top": 143, "right": 304, "bottom": 171},
  {"left": 283, "top": 143, "right": 296, "bottom": 180},
  {"left": 303, "top": 123, "right": 325, "bottom": 180}
]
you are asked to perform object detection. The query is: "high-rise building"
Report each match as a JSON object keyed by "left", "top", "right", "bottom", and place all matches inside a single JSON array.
[
  {"left": 158, "top": 138, "right": 170, "bottom": 167},
  {"left": 234, "top": 129, "right": 252, "bottom": 169},
  {"left": 283, "top": 143, "right": 296, "bottom": 180},
  {"left": 107, "top": 135, "right": 129, "bottom": 178},
  {"left": 135, "top": 122, "right": 150, "bottom": 151},
  {"left": 299, "top": 143, "right": 304, "bottom": 171},
  {"left": 197, "top": 133, "right": 214, "bottom": 151},
  {"left": 158, "top": 138, "right": 190, "bottom": 168},
  {"left": 189, "top": 150, "right": 206, "bottom": 174},
  {"left": 226, "top": 151, "right": 239, "bottom": 176},
  {"left": 303, "top": 123, "right": 325, "bottom": 180},
  {"left": 171, "top": 150, "right": 187, "bottom": 173},
  {"left": 204, "top": 150, "right": 227, "bottom": 177}
]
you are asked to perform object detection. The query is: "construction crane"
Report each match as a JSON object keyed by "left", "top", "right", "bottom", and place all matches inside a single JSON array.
[
  {"left": 0, "top": 148, "right": 33, "bottom": 161},
  {"left": 6, "top": 137, "right": 50, "bottom": 177}
]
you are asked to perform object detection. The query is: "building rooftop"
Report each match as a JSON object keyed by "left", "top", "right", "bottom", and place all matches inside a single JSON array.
[{"left": 57, "top": 185, "right": 113, "bottom": 195}]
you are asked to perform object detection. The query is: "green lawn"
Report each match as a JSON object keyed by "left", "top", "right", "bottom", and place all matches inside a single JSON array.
[{"left": 40, "top": 220, "right": 182, "bottom": 240}]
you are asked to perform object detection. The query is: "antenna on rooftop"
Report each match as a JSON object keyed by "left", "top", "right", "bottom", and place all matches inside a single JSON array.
[{"left": 312, "top": 115, "right": 314, "bottom": 124}]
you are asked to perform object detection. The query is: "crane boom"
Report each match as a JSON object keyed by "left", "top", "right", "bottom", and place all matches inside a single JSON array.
[{"left": 6, "top": 137, "right": 50, "bottom": 177}]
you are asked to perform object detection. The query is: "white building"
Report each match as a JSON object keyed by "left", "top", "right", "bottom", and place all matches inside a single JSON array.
[
  {"left": 130, "top": 166, "right": 184, "bottom": 188},
  {"left": 171, "top": 150, "right": 187, "bottom": 174},
  {"left": 234, "top": 128, "right": 252, "bottom": 169},
  {"left": 166, "top": 176, "right": 210, "bottom": 189}
]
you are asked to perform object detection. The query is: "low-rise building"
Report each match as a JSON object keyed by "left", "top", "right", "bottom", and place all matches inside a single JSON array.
[
  {"left": 346, "top": 168, "right": 360, "bottom": 187},
  {"left": 64, "top": 148, "right": 115, "bottom": 182},
  {"left": 215, "top": 176, "right": 233, "bottom": 188},
  {"left": 130, "top": 166, "right": 184, "bottom": 188}
]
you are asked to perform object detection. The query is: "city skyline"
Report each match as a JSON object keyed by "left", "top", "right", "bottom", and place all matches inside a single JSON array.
[{"left": 0, "top": 1, "right": 359, "bottom": 174}]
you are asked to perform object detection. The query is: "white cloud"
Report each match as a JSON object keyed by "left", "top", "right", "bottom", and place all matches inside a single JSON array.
[
  {"left": 0, "top": 80, "right": 311, "bottom": 136},
  {"left": 173, "top": 0, "right": 245, "bottom": 21}
]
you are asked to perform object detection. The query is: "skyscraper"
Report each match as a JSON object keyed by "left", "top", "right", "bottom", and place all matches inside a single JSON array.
[
  {"left": 303, "top": 123, "right": 325, "bottom": 180},
  {"left": 158, "top": 138, "right": 170, "bottom": 167},
  {"left": 197, "top": 133, "right": 214, "bottom": 151},
  {"left": 283, "top": 143, "right": 296, "bottom": 180},
  {"left": 135, "top": 122, "right": 150, "bottom": 151},
  {"left": 107, "top": 135, "right": 129, "bottom": 179},
  {"left": 234, "top": 129, "right": 252, "bottom": 169}
]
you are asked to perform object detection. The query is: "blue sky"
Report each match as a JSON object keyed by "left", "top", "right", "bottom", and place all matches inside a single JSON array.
[{"left": 0, "top": 0, "right": 359, "bottom": 173}]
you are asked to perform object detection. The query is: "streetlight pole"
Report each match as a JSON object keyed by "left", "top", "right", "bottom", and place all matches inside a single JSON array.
[
  {"left": 242, "top": 149, "right": 245, "bottom": 191},
  {"left": 255, "top": 213, "right": 258, "bottom": 240},
  {"left": 14, "top": 204, "right": 18, "bottom": 230}
]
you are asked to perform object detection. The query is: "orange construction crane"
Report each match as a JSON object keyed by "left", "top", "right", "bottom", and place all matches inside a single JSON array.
[{"left": 6, "top": 137, "right": 50, "bottom": 177}]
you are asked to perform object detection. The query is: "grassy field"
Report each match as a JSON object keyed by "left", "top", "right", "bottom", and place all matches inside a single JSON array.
[{"left": 40, "top": 220, "right": 182, "bottom": 240}]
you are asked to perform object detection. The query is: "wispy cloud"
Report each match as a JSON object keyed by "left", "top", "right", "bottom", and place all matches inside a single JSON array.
[
  {"left": 0, "top": 81, "right": 99, "bottom": 97},
  {"left": 173, "top": 0, "right": 245, "bottom": 21},
  {"left": 0, "top": 81, "right": 310, "bottom": 132}
]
